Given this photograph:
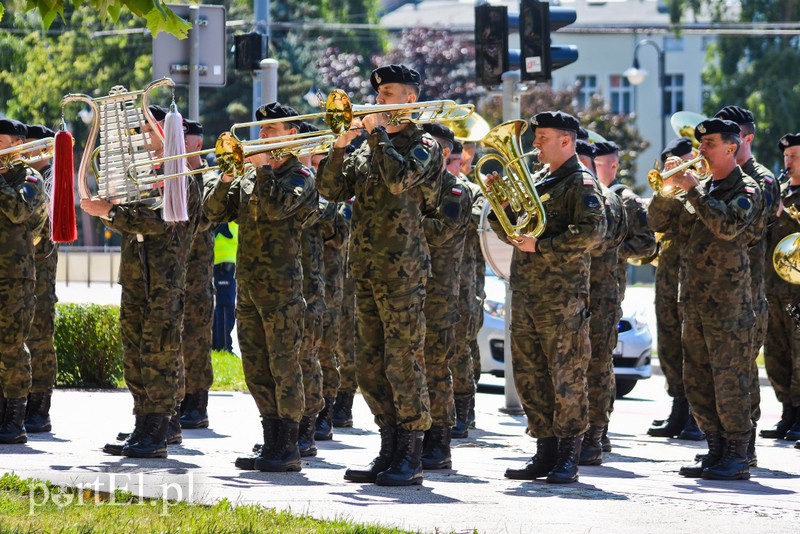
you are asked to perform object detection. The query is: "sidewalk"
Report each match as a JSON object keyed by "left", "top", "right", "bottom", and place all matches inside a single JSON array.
[{"left": 3, "top": 375, "right": 799, "bottom": 534}]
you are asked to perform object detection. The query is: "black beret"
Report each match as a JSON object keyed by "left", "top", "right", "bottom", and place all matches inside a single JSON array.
[
  {"left": 25, "top": 124, "right": 55, "bottom": 140},
  {"left": 255, "top": 101, "right": 300, "bottom": 122},
  {"left": 298, "top": 121, "right": 320, "bottom": 135},
  {"left": 183, "top": 119, "right": 203, "bottom": 136},
  {"left": 661, "top": 137, "right": 693, "bottom": 163},
  {"left": 370, "top": 64, "right": 421, "bottom": 91},
  {"left": 695, "top": 118, "right": 740, "bottom": 139},
  {"left": 593, "top": 140, "right": 619, "bottom": 157},
  {"left": 451, "top": 140, "right": 463, "bottom": 155},
  {"left": 149, "top": 105, "right": 169, "bottom": 122},
  {"left": 577, "top": 127, "right": 590, "bottom": 141},
  {"left": 0, "top": 118, "right": 28, "bottom": 137},
  {"left": 576, "top": 139, "right": 596, "bottom": 158},
  {"left": 422, "top": 123, "right": 455, "bottom": 146},
  {"left": 714, "top": 105, "right": 755, "bottom": 126},
  {"left": 530, "top": 111, "right": 580, "bottom": 133},
  {"left": 779, "top": 133, "right": 800, "bottom": 152}
]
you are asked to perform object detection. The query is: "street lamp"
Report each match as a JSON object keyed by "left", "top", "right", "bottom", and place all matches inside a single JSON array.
[{"left": 623, "top": 38, "right": 666, "bottom": 150}]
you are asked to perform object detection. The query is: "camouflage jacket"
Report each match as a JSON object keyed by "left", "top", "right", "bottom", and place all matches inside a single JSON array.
[
  {"left": 33, "top": 164, "right": 57, "bottom": 266},
  {"left": 316, "top": 124, "right": 443, "bottom": 280},
  {"left": 489, "top": 155, "right": 606, "bottom": 302},
  {"left": 610, "top": 181, "right": 656, "bottom": 262},
  {"left": 0, "top": 164, "right": 46, "bottom": 280},
  {"left": 591, "top": 182, "right": 627, "bottom": 301},
  {"left": 766, "top": 181, "right": 800, "bottom": 296},
  {"left": 647, "top": 193, "right": 685, "bottom": 272},
  {"left": 678, "top": 167, "right": 763, "bottom": 318},
  {"left": 459, "top": 178, "right": 486, "bottom": 315},
  {"left": 742, "top": 157, "right": 778, "bottom": 302},
  {"left": 203, "top": 157, "right": 318, "bottom": 291},
  {"left": 301, "top": 217, "right": 327, "bottom": 316},
  {"left": 318, "top": 200, "right": 351, "bottom": 310}
]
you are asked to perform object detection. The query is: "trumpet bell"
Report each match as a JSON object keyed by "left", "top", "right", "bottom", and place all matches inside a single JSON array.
[
  {"left": 216, "top": 133, "right": 245, "bottom": 177},
  {"left": 670, "top": 111, "right": 707, "bottom": 147},
  {"left": 325, "top": 89, "right": 353, "bottom": 136},
  {"left": 774, "top": 232, "right": 800, "bottom": 285}
]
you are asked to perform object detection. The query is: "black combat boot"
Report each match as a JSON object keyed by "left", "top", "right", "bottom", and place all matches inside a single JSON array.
[
  {"left": 0, "top": 397, "right": 28, "bottom": 444},
  {"left": 579, "top": 425, "right": 604, "bottom": 466},
  {"left": 421, "top": 425, "right": 452, "bottom": 470},
  {"left": 254, "top": 419, "right": 302, "bottom": 472},
  {"left": 314, "top": 397, "right": 334, "bottom": 441},
  {"left": 344, "top": 426, "right": 397, "bottom": 483},
  {"left": 795, "top": 440, "right": 800, "bottom": 449},
  {"left": 166, "top": 404, "right": 183, "bottom": 445},
  {"left": 235, "top": 418, "right": 278, "bottom": 470},
  {"left": 332, "top": 391, "right": 354, "bottom": 428},
  {"left": 648, "top": 397, "right": 689, "bottom": 438},
  {"left": 122, "top": 413, "right": 170, "bottom": 458},
  {"left": 759, "top": 403, "right": 795, "bottom": 439},
  {"left": 747, "top": 424, "right": 758, "bottom": 467},
  {"left": 546, "top": 436, "right": 583, "bottom": 484},
  {"left": 298, "top": 415, "right": 318, "bottom": 457},
  {"left": 375, "top": 428, "right": 424, "bottom": 486},
  {"left": 680, "top": 432, "right": 723, "bottom": 477},
  {"left": 601, "top": 425, "right": 612, "bottom": 452},
  {"left": 104, "top": 415, "right": 145, "bottom": 455},
  {"left": 783, "top": 409, "right": 800, "bottom": 441},
  {"left": 451, "top": 396, "right": 471, "bottom": 439},
  {"left": 180, "top": 391, "right": 209, "bottom": 429},
  {"left": 24, "top": 391, "right": 52, "bottom": 433},
  {"left": 468, "top": 395, "right": 476, "bottom": 429},
  {"left": 504, "top": 437, "right": 558, "bottom": 480},
  {"left": 702, "top": 438, "right": 750, "bottom": 480},
  {"left": 677, "top": 410, "right": 705, "bottom": 441}
]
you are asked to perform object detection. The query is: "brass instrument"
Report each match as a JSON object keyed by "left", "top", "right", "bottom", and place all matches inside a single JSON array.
[
  {"left": 647, "top": 154, "right": 709, "bottom": 198},
  {"left": 0, "top": 137, "right": 55, "bottom": 170},
  {"left": 628, "top": 232, "right": 664, "bottom": 267},
  {"left": 773, "top": 205, "right": 800, "bottom": 285},
  {"left": 475, "top": 119, "right": 547, "bottom": 240},
  {"left": 670, "top": 111, "right": 707, "bottom": 147},
  {"left": 441, "top": 111, "right": 490, "bottom": 143}
]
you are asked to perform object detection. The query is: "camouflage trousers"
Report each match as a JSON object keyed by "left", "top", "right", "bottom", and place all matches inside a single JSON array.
[
  {"left": 337, "top": 278, "right": 357, "bottom": 393},
  {"left": 182, "top": 280, "right": 214, "bottom": 394},
  {"left": 682, "top": 303, "right": 754, "bottom": 441},
  {"left": 354, "top": 277, "right": 430, "bottom": 431},
  {"left": 300, "top": 308, "right": 325, "bottom": 416},
  {"left": 749, "top": 297, "right": 768, "bottom": 423},
  {"left": 655, "top": 262, "right": 684, "bottom": 399},
  {"left": 238, "top": 284, "right": 305, "bottom": 422},
  {"left": 0, "top": 279, "right": 35, "bottom": 399},
  {"left": 29, "top": 257, "right": 58, "bottom": 393},
  {"left": 424, "top": 325, "right": 456, "bottom": 426},
  {"left": 511, "top": 291, "right": 591, "bottom": 438},
  {"left": 587, "top": 296, "right": 620, "bottom": 427},
  {"left": 764, "top": 293, "right": 800, "bottom": 407},
  {"left": 451, "top": 312, "right": 477, "bottom": 399},
  {"left": 318, "top": 307, "right": 341, "bottom": 399}
]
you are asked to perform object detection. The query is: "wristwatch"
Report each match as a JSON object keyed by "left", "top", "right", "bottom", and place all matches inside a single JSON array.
[{"left": 105, "top": 205, "right": 117, "bottom": 221}]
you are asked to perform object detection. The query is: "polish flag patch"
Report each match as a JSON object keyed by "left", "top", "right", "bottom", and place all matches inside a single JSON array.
[
  {"left": 451, "top": 187, "right": 462, "bottom": 196},
  {"left": 583, "top": 176, "right": 594, "bottom": 186},
  {"left": 744, "top": 186, "right": 755, "bottom": 194}
]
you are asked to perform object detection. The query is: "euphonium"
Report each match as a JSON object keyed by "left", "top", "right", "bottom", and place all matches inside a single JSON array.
[
  {"left": 647, "top": 154, "right": 709, "bottom": 198},
  {"left": 475, "top": 119, "right": 547, "bottom": 240}
]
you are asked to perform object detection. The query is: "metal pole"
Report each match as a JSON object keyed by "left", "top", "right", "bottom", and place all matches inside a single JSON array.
[
  {"left": 499, "top": 70, "right": 524, "bottom": 415},
  {"left": 188, "top": 5, "right": 201, "bottom": 121},
  {"left": 252, "top": 0, "right": 270, "bottom": 140},
  {"left": 260, "top": 58, "right": 279, "bottom": 105},
  {"left": 657, "top": 45, "right": 666, "bottom": 150}
]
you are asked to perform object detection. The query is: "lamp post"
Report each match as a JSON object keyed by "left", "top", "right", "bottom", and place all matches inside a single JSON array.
[{"left": 623, "top": 38, "right": 666, "bottom": 150}]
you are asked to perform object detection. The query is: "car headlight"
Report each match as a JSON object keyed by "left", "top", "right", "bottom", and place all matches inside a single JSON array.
[{"left": 483, "top": 299, "right": 505, "bottom": 318}]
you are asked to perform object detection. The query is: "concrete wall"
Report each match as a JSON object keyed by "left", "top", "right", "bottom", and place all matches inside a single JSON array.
[{"left": 56, "top": 249, "right": 121, "bottom": 285}]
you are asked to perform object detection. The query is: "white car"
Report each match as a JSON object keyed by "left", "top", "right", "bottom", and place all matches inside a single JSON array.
[{"left": 477, "top": 272, "right": 653, "bottom": 397}]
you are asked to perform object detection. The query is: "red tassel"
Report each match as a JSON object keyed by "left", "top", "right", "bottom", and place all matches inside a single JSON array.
[{"left": 52, "top": 130, "right": 78, "bottom": 243}]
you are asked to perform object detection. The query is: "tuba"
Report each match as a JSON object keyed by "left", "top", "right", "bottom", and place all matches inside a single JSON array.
[{"left": 773, "top": 205, "right": 800, "bottom": 285}]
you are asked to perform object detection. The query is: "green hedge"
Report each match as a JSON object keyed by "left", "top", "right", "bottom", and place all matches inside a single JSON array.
[{"left": 54, "top": 303, "right": 123, "bottom": 388}]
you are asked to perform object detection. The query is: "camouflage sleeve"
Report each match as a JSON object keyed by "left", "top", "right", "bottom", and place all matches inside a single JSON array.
[
  {"left": 685, "top": 183, "right": 763, "bottom": 240},
  {"left": 423, "top": 183, "right": 473, "bottom": 247},
  {"left": 618, "top": 194, "right": 657, "bottom": 260},
  {"left": 106, "top": 203, "right": 173, "bottom": 235},
  {"left": 316, "top": 147, "right": 357, "bottom": 202},
  {"left": 486, "top": 205, "right": 515, "bottom": 245},
  {"left": 537, "top": 176, "right": 606, "bottom": 261},
  {"left": 371, "top": 128, "right": 443, "bottom": 195},
  {"left": 0, "top": 170, "right": 45, "bottom": 224},
  {"left": 646, "top": 193, "right": 680, "bottom": 232},
  {"left": 258, "top": 166, "right": 318, "bottom": 222},
  {"left": 202, "top": 174, "right": 240, "bottom": 224}
]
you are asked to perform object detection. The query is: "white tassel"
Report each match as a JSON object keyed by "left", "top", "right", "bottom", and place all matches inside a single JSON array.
[{"left": 162, "top": 107, "right": 189, "bottom": 222}]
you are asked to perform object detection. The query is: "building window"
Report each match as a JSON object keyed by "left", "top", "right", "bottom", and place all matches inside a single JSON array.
[
  {"left": 576, "top": 75, "right": 597, "bottom": 109},
  {"left": 663, "top": 74, "right": 684, "bottom": 116},
  {"left": 609, "top": 75, "right": 634, "bottom": 114},
  {"left": 664, "top": 36, "right": 684, "bottom": 53}
]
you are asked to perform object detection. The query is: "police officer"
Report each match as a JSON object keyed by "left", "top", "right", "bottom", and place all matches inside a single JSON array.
[
  {"left": 317, "top": 64, "right": 443, "bottom": 486},
  {"left": 212, "top": 222, "right": 237, "bottom": 353},
  {"left": 22, "top": 124, "right": 58, "bottom": 434},
  {"left": 0, "top": 119, "right": 46, "bottom": 445},
  {"left": 204, "top": 102, "right": 317, "bottom": 473},
  {"left": 663, "top": 118, "right": 762, "bottom": 480},
  {"left": 491, "top": 111, "right": 606, "bottom": 484}
]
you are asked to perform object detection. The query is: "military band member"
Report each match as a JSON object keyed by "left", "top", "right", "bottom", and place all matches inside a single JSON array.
[
  {"left": 663, "top": 118, "right": 762, "bottom": 481},
  {"left": 492, "top": 111, "right": 606, "bottom": 484},
  {"left": 204, "top": 102, "right": 318, "bottom": 472},
  {"left": 317, "top": 64, "right": 443, "bottom": 486},
  {"left": 332, "top": 201, "right": 356, "bottom": 429},
  {"left": 0, "top": 119, "right": 45, "bottom": 445}
]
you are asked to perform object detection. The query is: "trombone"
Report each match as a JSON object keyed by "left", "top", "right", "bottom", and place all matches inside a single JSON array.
[
  {"left": 0, "top": 137, "right": 55, "bottom": 171},
  {"left": 647, "top": 154, "right": 709, "bottom": 198}
]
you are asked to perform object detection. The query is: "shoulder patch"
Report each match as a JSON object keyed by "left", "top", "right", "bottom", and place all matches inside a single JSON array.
[
  {"left": 25, "top": 174, "right": 39, "bottom": 183},
  {"left": 583, "top": 176, "right": 594, "bottom": 186},
  {"left": 584, "top": 195, "right": 601, "bottom": 208},
  {"left": 413, "top": 146, "right": 430, "bottom": 162},
  {"left": 451, "top": 186, "right": 463, "bottom": 196},
  {"left": 737, "top": 197, "right": 751, "bottom": 210},
  {"left": 298, "top": 168, "right": 310, "bottom": 177},
  {"left": 22, "top": 183, "right": 38, "bottom": 199},
  {"left": 443, "top": 202, "right": 460, "bottom": 218},
  {"left": 290, "top": 177, "right": 306, "bottom": 188},
  {"left": 635, "top": 197, "right": 643, "bottom": 204},
  {"left": 744, "top": 186, "right": 755, "bottom": 194},
  {"left": 765, "top": 175, "right": 774, "bottom": 184},
  {"left": 421, "top": 137, "right": 433, "bottom": 147}
]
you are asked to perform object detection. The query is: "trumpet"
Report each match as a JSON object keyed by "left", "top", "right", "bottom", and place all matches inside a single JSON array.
[
  {"left": 647, "top": 154, "right": 709, "bottom": 198},
  {"left": 0, "top": 137, "right": 55, "bottom": 171}
]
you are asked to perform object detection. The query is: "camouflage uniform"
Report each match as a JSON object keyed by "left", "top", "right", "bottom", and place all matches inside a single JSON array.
[
  {"left": 610, "top": 181, "right": 657, "bottom": 298},
  {"left": 423, "top": 171, "right": 472, "bottom": 426},
  {"left": 587, "top": 183, "right": 627, "bottom": 427},
  {"left": 675, "top": 170, "right": 762, "bottom": 441},
  {"left": 337, "top": 274, "right": 357, "bottom": 393},
  {"left": 488, "top": 155, "right": 606, "bottom": 438},
  {"left": 299, "top": 208, "right": 327, "bottom": 418},
  {"left": 764, "top": 182, "right": 800, "bottom": 409},
  {"left": 203, "top": 159, "right": 317, "bottom": 421},
  {"left": 0, "top": 165, "right": 45, "bottom": 399},
  {"left": 317, "top": 124, "right": 443, "bottom": 431}
]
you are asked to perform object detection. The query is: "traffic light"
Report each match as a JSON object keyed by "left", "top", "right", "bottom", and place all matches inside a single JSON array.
[
  {"left": 234, "top": 32, "right": 267, "bottom": 71},
  {"left": 474, "top": 5, "right": 509, "bottom": 86},
  {"left": 518, "top": 0, "right": 578, "bottom": 82}
]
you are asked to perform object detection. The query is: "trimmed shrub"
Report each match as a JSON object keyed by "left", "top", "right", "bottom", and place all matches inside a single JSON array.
[{"left": 54, "top": 303, "right": 123, "bottom": 388}]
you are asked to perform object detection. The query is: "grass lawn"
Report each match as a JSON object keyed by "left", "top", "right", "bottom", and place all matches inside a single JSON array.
[{"left": 211, "top": 350, "right": 248, "bottom": 392}]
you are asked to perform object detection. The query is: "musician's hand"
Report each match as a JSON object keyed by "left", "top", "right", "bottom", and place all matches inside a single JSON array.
[
  {"left": 247, "top": 151, "right": 270, "bottom": 169},
  {"left": 361, "top": 112, "right": 390, "bottom": 134},
  {"left": 220, "top": 173, "right": 235, "bottom": 183},
  {"left": 81, "top": 197, "right": 114, "bottom": 218},
  {"left": 666, "top": 169, "right": 700, "bottom": 192},
  {"left": 333, "top": 118, "right": 364, "bottom": 149},
  {"left": 510, "top": 233, "right": 538, "bottom": 252},
  {"left": 483, "top": 172, "right": 510, "bottom": 209}
]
